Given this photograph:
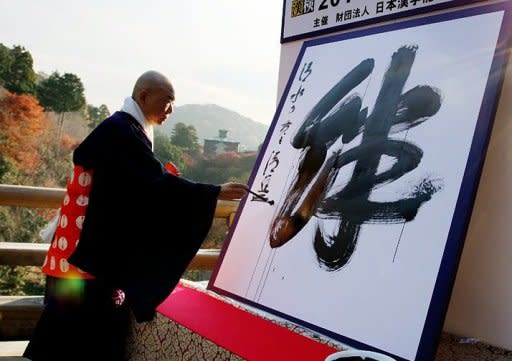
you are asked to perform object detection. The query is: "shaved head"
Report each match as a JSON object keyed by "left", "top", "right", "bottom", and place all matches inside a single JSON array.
[
  {"left": 132, "top": 70, "right": 175, "bottom": 125},
  {"left": 132, "top": 70, "right": 174, "bottom": 98}
]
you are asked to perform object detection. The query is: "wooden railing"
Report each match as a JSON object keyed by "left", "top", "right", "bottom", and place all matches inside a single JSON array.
[{"left": 0, "top": 183, "right": 239, "bottom": 340}]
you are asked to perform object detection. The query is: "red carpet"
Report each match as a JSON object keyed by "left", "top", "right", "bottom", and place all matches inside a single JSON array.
[{"left": 157, "top": 283, "right": 338, "bottom": 360}]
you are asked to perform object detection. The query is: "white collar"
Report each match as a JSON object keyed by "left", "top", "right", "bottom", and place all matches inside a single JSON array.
[{"left": 120, "top": 97, "right": 154, "bottom": 149}]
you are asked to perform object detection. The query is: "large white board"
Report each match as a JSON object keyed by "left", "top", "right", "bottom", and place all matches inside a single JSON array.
[{"left": 210, "top": 3, "right": 512, "bottom": 360}]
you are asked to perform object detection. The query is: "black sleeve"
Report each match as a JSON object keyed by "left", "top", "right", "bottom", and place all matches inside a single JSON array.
[{"left": 125, "top": 176, "right": 221, "bottom": 322}]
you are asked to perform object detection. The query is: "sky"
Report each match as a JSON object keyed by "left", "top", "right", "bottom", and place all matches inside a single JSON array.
[{"left": 0, "top": 0, "right": 283, "bottom": 126}]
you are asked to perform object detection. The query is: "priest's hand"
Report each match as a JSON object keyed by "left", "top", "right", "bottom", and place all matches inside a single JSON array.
[{"left": 218, "top": 182, "right": 249, "bottom": 200}]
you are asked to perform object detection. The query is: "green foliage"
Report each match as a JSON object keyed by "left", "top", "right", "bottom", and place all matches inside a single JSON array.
[
  {"left": 154, "top": 130, "right": 185, "bottom": 171},
  {"left": 0, "top": 156, "right": 17, "bottom": 184},
  {"left": 0, "top": 266, "right": 45, "bottom": 296},
  {"left": 171, "top": 122, "right": 200, "bottom": 155},
  {"left": 0, "top": 206, "right": 50, "bottom": 244},
  {"left": 0, "top": 266, "right": 26, "bottom": 295},
  {"left": 87, "top": 103, "right": 110, "bottom": 129},
  {"left": 0, "top": 44, "right": 36, "bottom": 94},
  {"left": 37, "top": 71, "right": 86, "bottom": 138},
  {"left": 182, "top": 270, "right": 212, "bottom": 282},
  {"left": 37, "top": 72, "right": 86, "bottom": 113},
  {"left": 0, "top": 43, "right": 13, "bottom": 87}
]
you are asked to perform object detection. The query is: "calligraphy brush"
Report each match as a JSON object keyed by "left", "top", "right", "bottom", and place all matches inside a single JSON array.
[{"left": 247, "top": 189, "right": 274, "bottom": 205}]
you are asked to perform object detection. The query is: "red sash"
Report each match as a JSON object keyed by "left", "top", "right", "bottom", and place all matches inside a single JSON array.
[{"left": 41, "top": 166, "right": 94, "bottom": 279}]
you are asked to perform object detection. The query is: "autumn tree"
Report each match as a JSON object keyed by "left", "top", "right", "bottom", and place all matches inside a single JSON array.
[
  {"left": 0, "top": 91, "right": 75, "bottom": 245},
  {"left": 87, "top": 103, "right": 110, "bottom": 129},
  {"left": 0, "top": 92, "right": 48, "bottom": 174},
  {"left": 0, "top": 91, "right": 53, "bottom": 296},
  {"left": 37, "top": 71, "right": 86, "bottom": 137},
  {"left": 0, "top": 44, "right": 36, "bottom": 95}
]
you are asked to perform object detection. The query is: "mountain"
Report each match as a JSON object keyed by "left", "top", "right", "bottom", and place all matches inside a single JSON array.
[{"left": 160, "top": 104, "right": 269, "bottom": 151}]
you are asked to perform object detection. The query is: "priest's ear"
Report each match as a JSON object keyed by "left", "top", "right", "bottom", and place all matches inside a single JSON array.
[{"left": 138, "top": 89, "right": 149, "bottom": 105}]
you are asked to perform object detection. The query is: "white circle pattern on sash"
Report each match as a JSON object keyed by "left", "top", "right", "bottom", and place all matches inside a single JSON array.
[
  {"left": 78, "top": 172, "right": 92, "bottom": 186},
  {"left": 76, "top": 216, "right": 85, "bottom": 230},
  {"left": 59, "top": 258, "right": 69, "bottom": 273},
  {"left": 60, "top": 215, "right": 68, "bottom": 228},
  {"left": 57, "top": 236, "right": 68, "bottom": 251},
  {"left": 76, "top": 195, "right": 89, "bottom": 206}
]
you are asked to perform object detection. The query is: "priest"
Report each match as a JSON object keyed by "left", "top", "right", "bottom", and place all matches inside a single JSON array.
[{"left": 24, "top": 70, "right": 248, "bottom": 361}]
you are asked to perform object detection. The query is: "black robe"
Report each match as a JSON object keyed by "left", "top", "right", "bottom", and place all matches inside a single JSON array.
[{"left": 68, "top": 111, "right": 220, "bottom": 322}]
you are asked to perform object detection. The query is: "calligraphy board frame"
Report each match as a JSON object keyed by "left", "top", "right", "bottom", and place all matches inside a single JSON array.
[{"left": 209, "top": 2, "right": 512, "bottom": 360}]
